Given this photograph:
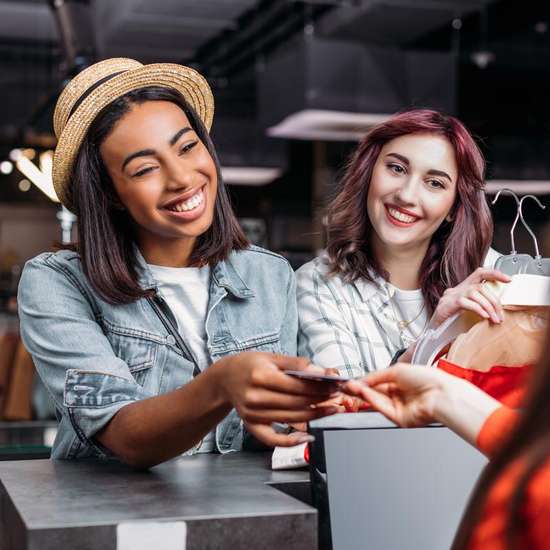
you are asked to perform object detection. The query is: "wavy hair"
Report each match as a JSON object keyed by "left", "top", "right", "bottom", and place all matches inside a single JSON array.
[
  {"left": 66, "top": 86, "right": 248, "bottom": 304},
  {"left": 326, "top": 109, "right": 493, "bottom": 314}
]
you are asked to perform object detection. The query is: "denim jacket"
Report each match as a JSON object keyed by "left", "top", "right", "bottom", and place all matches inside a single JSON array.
[{"left": 18, "top": 245, "right": 297, "bottom": 460}]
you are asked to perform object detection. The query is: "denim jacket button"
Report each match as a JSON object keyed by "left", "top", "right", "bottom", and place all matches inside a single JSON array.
[{"left": 165, "top": 335, "right": 176, "bottom": 346}]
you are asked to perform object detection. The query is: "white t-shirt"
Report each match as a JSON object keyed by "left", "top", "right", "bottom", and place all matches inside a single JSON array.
[
  {"left": 148, "top": 263, "right": 215, "bottom": 453},
  {"left": 386, "top": 248, "right": 500, "bottom": 347},
  {"left": 385, "top": 286, "right": 427, "bottom": 348},
  {"left": 385, "top": 247, "right": 502, "bottom": 348}
]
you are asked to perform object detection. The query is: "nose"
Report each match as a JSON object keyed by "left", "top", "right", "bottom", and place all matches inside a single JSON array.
[
  {"left": 164, "top": 154, "right": 194, "bottom": 191},
  {"left": 393, "top": 175, "right": 419, "bottom": 206}
]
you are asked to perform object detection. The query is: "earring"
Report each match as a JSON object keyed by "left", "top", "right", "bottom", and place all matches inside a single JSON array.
[{"left": 446, "top": 214, "right": 453, "bottom": 223}]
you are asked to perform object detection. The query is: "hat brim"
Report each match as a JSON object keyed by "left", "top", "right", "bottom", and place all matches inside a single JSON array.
[{"left": 53, "top": 63, "right": 214, "bottom": 213}]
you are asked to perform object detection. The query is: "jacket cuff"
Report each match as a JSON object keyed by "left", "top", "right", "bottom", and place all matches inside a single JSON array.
[{"left": 63, "top": 369, "right": 153, "bottom": 455}]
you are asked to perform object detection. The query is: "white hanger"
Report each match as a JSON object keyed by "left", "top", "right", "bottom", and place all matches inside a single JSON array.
[
  {"left": 412, "top": 190, "right": 549, "bottom": 366},
  {"left": 412, "top": 311, "right": 478, "bottom": 366},
  {"left": 494, "top": 192, "right": 549, "bottom": 276}
]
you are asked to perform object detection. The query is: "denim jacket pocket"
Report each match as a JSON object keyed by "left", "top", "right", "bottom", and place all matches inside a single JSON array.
[
  {"left": 210, "top": 331, "right": 282, "bottom": 356},
  {"left": 102, "top": 321, "right": 161, "bottom": 389},
  {"left": 113, "top": 339, "right": 158, "bottom": 388},
  {"left": 128, "top": 357, "right": 155, "bottom": 387}
]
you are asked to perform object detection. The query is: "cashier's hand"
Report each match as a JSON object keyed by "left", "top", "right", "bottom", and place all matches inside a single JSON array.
[
  {"left": 431, "top": 268, "right": 511, "bottom": 327},
  {"left": 342, "top": 364, "right": 454, "bottom": 428},
  {"left": 215, "top": 352, "right": 340, "bottom": 447}
]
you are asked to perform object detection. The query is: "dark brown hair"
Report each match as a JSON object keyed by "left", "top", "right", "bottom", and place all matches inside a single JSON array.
[
  {"left": 66, "top": 86, "right": 248, "bottom": 305},
  {"left": 326, "top": 109, "right": 493, "bottom": 314},
  {"left": 452, "top": 324, "right": 550, "bottom": 549}
]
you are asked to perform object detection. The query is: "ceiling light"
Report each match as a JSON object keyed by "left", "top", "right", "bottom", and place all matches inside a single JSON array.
[
  {"left": 221, "top": 167, "right": 283, "bottom": 186},
  {"left": 452, "top": 18, "right": 462, "bottom": 30},
  {"left": 535, "top": 21, "right": 548, "bottom": 34},
  {"left": 12, "top": 150, "right": 59, "bottom": 202},
  {"left": 0, "top": 161, "right": 13, "bottom": 175},
  {"left": 267, "top": 109, "right": 391, "bottom": 141},
  {"left": 18, "top": 179, "right": 31, "bottom": 192},
  {"left": 470, "top": 50, "right": 495, "bottom": 69},
  {"left": 9, "top": 149, "right": 22, "bottom": 162},
  {"left": 23, "top": 148, "right": 36, "bottom": 160},
  {"left": 39, "top": 150, "right": 53, "bottom": 176}
]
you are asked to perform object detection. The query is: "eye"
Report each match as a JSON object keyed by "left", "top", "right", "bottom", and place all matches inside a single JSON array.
[
  {"left": 132, "top": 166, "right": 156, "bottom": 178},
  {"left": 179, "top": 140, "right": 198, "bottom": 155},
  {"left": 427, "top": 179, "right": 445, "bottom": 190},
  {"left": 387, "top": 163, "right": 406, "bottom": 175}
]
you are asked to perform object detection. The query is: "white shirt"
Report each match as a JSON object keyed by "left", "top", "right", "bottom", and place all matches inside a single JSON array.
[
  {"left": 386, "top": 285, "right": 427, "bottom": 348},
  {"left": 297, "top": 248, "right": 501, "bottom": 377},
  {"left": 148, "top": 263, "right": 215, "bottom": 453}
]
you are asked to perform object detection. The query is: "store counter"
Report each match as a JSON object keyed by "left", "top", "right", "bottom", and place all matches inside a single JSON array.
[{"left": 0, "top": 452, "right": 315, "bottom": 550}]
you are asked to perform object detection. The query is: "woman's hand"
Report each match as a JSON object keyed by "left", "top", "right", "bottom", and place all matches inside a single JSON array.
[
  {"left": 342, "top": 364, "right": 501, "bottom": 448},
  {"left": 431, "top": 268, "right": 511, "bottom": 327},
  {"left": 343, "top": 364, "right": 451, "bottom": 427},
  {"left": 213, "top": 352, "right": 340, "bottom": 447}
]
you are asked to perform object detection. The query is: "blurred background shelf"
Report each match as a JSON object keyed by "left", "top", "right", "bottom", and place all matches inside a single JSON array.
[{"left": 0, "top": 419, "right": 56, "bottom": 460}]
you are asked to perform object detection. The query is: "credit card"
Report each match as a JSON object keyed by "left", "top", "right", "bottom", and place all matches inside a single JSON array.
[{"left": 285, "top": 370, "right": 350, "bottom": 383}]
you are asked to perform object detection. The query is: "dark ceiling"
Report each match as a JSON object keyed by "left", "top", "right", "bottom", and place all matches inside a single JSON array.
[{"left": 0, "top": 0, "right": 549, "bottom": 207}]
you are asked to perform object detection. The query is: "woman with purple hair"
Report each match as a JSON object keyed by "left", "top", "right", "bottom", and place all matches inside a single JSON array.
[{"left": 297, "top": 109, "right": 507, "bottom": 376}]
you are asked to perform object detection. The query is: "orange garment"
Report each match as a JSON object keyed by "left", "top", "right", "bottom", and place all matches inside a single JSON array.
[
  {"left": 469, "top": 406, "right": 550, "bottom": 549},
  {"left": 438, "top": 359, "right": 531, "bottom": 408}
]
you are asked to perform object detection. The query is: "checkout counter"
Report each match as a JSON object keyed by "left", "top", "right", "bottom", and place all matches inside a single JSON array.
[
  {"left": 0, "top": 452, "right": 315, "bottom": 550},
  {"left": 0, "top": 413, "right": 486, "bottom": 550}
]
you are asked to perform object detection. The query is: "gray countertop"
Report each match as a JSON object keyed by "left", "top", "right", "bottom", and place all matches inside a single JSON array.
[{"left": 0, "top": 452, "right": 316, "bottom": 550}]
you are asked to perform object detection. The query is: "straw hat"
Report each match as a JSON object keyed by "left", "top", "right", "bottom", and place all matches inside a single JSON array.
[{"left": 52, "top": 58, "right": 214, "bottom": 212}]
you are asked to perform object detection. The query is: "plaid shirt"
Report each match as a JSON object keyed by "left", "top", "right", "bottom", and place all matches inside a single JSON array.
[{"left": 296, "top": 249, "right": 500, "bottom": 377}]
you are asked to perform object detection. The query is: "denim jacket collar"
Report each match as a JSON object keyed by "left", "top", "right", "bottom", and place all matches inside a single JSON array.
[
  {"left": 211, "top": 260, "right": 254, "bottom": 299},
  {"left": 134, "top": 247, "right": 254, "bottom": 299}
]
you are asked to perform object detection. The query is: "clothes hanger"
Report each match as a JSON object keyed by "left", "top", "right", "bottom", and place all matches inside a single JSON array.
[
  {"left": 412, "top": 270, "right": 550, "bottom": 367},
  {"left": 412, "top": 190, "right": 549, "bottom": 366},
  {"left": 446, "top": 194, "right": 550, "bottom": 370},
  {"left": 493, "top": 191, "right": 549, "bottom": 276},
  {"left": 492, "top": 188, "right": 535, "bottom": 275},
  {"left": 515, "top": 194, "right": 550, "bottom": 276}
]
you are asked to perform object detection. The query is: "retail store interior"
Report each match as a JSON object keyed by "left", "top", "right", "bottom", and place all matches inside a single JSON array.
[{"left": 0, "top": 1, "right": 549, "bottom": 549}]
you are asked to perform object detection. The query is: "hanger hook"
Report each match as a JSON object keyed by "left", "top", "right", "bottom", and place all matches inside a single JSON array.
[
  {"left": 491, "top": 188, "right": 520, "bottom": 254},
  {"left": 518, "top": 194, "right": 546, "bottom": 259}
]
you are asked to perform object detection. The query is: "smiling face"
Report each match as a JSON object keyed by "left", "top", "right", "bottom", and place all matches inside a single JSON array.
[
  {"left": 99, "top": 100, "right": 218, "bottom": 265},
  {"left": 367, "top": 132, "right": 458, "bottom": 256}
]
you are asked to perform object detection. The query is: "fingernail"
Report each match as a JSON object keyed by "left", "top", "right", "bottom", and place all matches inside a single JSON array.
[
  {"left": 294, "top": 434, "right": 315, "bottom": 444},
  {"left": 306, "top": 365, "right": 325, "bottom": 374}
]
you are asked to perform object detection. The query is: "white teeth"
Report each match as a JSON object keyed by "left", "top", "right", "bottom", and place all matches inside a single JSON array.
[
  {"left": 167, "top": 189, "right": 204, "bottom": 212},
  {"left": 388, "top": 207, "right": 417, "bottom": 223}
]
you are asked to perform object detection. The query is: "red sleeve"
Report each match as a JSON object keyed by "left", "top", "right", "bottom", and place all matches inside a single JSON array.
[
  {"left": 476, "top": 406, "right": 520, "bottom": 458},
  {"left": 525, "top": 462, "right": 550, "bottom": 547}
]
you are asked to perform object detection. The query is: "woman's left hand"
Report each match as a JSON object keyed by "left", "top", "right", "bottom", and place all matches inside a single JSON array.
[
  {"left": 341, "top": 363, "right": 501, "bottom": 448},
  {"left": 342, "top": 364, "right": 450, "bottom": 428},
  {"left": 431, "top": 268, "right": 511, "bottom": 327}
]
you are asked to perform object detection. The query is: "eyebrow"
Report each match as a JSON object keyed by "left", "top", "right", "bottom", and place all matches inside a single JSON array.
[
  {"left": 169, "top": 126, "right": 192, "bottom": 146},
  {"left": 386, "top": 152, "right": 452, "bottom": 183},
  {"left": 121, "top": 127, "right": 193, "bottom": 170}
]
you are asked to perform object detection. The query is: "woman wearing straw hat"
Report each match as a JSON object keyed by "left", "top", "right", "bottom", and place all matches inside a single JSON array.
[{"left": 17, "top": 58, "right": 339, "bottom": 468}]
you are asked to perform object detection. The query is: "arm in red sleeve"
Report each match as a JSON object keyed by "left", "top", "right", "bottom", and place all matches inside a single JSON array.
[{"left": 476, "top": 406, "right": 520, "bottom": 458}]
